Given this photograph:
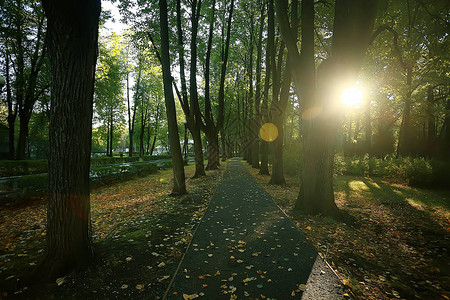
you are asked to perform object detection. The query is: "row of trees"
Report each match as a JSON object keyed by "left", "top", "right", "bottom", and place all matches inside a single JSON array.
[
  {"left": 1, "top": 0, "right": 448, "bottom": 283},
  {"left": 0, "top": 3, "right": 168, "bottom": 160}
]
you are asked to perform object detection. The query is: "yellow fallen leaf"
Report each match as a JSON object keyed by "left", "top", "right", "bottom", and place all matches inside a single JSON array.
[
  {"left": 306, "top": 226, "right": 312, "bottom": 231},
  {"left": 183, "top": 293, "right": 199, "bottom": 300},
  {"left": 56, "top": 277, "right": 65, "bottom": 286},
  {"left": 342, "top": 279, "right": 349, "bottom": 286}
]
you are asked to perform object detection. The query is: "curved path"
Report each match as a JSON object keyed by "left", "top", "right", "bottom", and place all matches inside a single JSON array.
[{"left": 165, "top": 158, "right": 347, "bottom": 299}]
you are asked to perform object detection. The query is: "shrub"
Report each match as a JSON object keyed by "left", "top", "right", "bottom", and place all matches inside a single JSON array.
[
  {"left": 0, "top": 159, "right": 48, "bottom": 176},
  {"left": 404, "top": 158, "right": 433, "bottom": 187}
]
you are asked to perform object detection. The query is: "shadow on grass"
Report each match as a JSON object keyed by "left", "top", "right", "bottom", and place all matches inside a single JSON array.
[{"left": 333, "top": 175, "right": 449, "bottom": 299}]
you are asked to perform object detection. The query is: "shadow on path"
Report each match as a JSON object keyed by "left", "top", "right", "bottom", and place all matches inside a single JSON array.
[{"left": 165, "top": 158, "right": 346, "bottom": 299}]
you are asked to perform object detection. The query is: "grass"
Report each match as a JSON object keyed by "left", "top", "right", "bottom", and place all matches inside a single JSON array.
[
  {"left": 0, "top": 162, "right": 226, "bottom": 299},
  {"left": 245, "top": 163, "right": 450, "bottom": 300}
]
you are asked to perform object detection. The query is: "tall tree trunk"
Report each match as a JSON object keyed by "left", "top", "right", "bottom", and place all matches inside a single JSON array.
[
  {"left": 109, "top": 111, "right": 114, "bottom": 157},
  {"left": 206, "top": 129, "right": 220, "bottom": 169},
  {"left": 365, "top": 94, "right": 372, "bottom": 155},
  {"left": 259, "top": 0, "right": 274, "bottom": 176},
  {"left": 426, "top": 86, "right": 436, "bottom": 157},
  {"left": 247, "top": 11, "right": 255, "bottom": 167},
  {"left": 175, "top": 0, "right": 205, "bottom": 176},
  {"left": 159, "top": 0, "right": 186, "bottom": 194},
  {"left": 188, "top": 0, "right": 206, "bottom": 177},
  {"left": 438, "top": 94, "right": 450, "bottom": 161},
  {"left": 216, "top": 0, "right": 234, "bottom": 133},
  {"left": 397, "top": 67, "right": 412, "bottom": 157},
  {"left": 150, "top": 134, "right": 157, "bottom": 155},
  {"left": 4, "top": 52, "right": 17, "bottom": 160},
  {"left": 221, "top": 130, "right": 227, "bottom": 161},
  {"left": 31, "top": 0, "right": 100, "bottom": 281},
  {"left": 251, "top": 7, "right": 265, "bottom": 169},
  {"left": 139, "top": 107, "right": 147, "bottom": 157},
  {"left": 276, "top": 0, "right": 377, "bottom": 217},
  {"left": 270, "top": 52, "right": 292, "bottom": 185},
  {"left": 191, "top": 124, "right": 205, "bottom": 177},
  {"left": 126, "top": 71, "right": 135, "bottom": 157},
  {"left": 16, "top": 15, "right": 47, "bottom": 160},
  {"left": 203, "top": 0, "right": 220, "bottom": 170}
]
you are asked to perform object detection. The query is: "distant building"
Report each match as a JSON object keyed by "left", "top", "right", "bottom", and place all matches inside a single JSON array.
[{"left": 0, "top": 124, "right": 9, "bottom": 159}]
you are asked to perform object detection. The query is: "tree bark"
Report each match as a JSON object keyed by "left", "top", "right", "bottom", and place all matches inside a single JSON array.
[
  {"left": 203, "top": 0, "right": 220, "bottom": 170},
  {"left": 188, "top": 0, "right": 207, "bottom": 177},
  {"left": 259, "top": 0, "right": 274, "bottom": 176},
  {"left": 175, "top": 0, "right": 205, "bottom": 177},
  {"left": 251, "top": 7, "right": 265, "bottom": 169},
  {"left": 29, "top": 0, "right": 100, "bottom": 281},
  {"left": 397, "top": 67, "right": 413, "bottom": 157},
  {"left": 276, "top": 0, "right": 377, "bottom": 217},
  {"left": 425, "top": 85, "right": 436, "bottom": 157},
  {"left": 126, "top": 70, "right": 136, "bottom": 157},
  {"left": 159, "top": 0, "right": 186, "bottom": 194}
]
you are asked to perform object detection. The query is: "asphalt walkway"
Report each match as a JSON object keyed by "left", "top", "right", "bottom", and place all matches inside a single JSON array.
[{"left": 165, "top": 158, "right": 346, "bottom": 299}]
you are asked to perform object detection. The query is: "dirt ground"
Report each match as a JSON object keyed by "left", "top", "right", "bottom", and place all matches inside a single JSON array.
[
  {"left": 0, "top": 164, "right": 225, "bottom": 299},
  {"left": 246, "top": 164, "right": 450, "bottom": 300}
]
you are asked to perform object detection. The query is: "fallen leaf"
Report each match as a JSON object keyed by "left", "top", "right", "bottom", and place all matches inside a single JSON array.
[
  {"left": 56, "top": 277, "right": 65, "bottom": 286},
  {"left": 158, "top": 276, "right": 170, "bottom": 282},
  {"left": 183, "top": 293, "right": 199, "bottom": 300}
]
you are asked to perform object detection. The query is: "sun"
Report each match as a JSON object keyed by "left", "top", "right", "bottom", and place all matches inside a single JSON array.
[{"left": 341, "top": 86, "right": 364, "bottom": 107}]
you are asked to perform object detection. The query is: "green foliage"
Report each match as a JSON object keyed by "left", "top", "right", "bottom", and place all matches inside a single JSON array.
[
  {"left": 0, "top": 159, "right": 48, "bottom": 176},
  {"left": 334, "top": 155, "right": 450, "bottom": 188},
  {"left": 0, "top": 155, "right": 173, "bottom": 176}
]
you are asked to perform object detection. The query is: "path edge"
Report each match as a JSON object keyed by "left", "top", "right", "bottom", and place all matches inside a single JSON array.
[{"left": 162, "top": 161, "right": 230, "bottom": 299}]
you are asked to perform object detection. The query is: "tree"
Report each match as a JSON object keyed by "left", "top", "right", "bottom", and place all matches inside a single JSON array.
[
  {"left": 94, "top": 32, "right": 126, "bottom": 157},
  {"left": 251, "top": 3, "right": 265, "bottom": 169},
  {"left": 31, "top": 0, "right": 101, "bottom": 280},
  {"left": 198, "top": 0, "right": 235, "bottom": 170},
  {"left": 159, "top": 0, "right": 186, "bottom": 195},
  {"left": 259, "top": 0, "right": 275, "bottom": 176},
  {"left": 276, "top": 0, "right": 378, "bottom": 216},
  {"left": 0, "top": 0, "right": 50, "bottom": 160}
]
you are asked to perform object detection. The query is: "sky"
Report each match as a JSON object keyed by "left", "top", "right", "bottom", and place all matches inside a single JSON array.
[{"left": 101, "top": 0, "right": 128, "bottom": 35}]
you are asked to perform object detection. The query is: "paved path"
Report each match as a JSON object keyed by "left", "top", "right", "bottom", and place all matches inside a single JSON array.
[{"left": 165, "top": 158, "right": 346, "bottom": 299}]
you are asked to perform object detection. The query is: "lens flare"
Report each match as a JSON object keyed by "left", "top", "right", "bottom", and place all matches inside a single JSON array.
[{"left": 259, "top": 123, "right": 278, "bottom": 142}]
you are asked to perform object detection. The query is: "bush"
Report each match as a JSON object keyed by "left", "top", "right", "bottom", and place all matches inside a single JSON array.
[
  {"left": 334, "top": 155, "right": 450, "bottom": 189},
  {"left": 404, "top": 158, "right": 433, "bottom": 186},
  {"left": 156, "top": 160, "right": 173, "bottom": 169},
  {"left": 0, "top": 159, "right": 48, "bottom": 176}
]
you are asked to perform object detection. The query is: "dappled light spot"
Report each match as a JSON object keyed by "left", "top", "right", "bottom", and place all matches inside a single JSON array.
[
  {"left": 406, "top": 198, "right": 425, "bottom": 211},
  {"left": 348, "top": 180, "right": 369, "bottom": 192},
  {"left": 366, "top": 179, "right": 381, "bottom": 189},
  {"left": 259, "top": 123, "right": 278, "bottom": 142},
  {"left": 301, "top": 106, "right": 322, "bottom": 120},
  {"left": 392, "top": 189, "right": 403, "bottom": 196}
]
